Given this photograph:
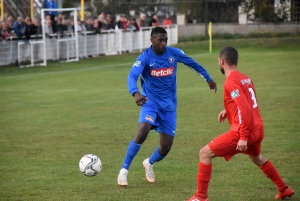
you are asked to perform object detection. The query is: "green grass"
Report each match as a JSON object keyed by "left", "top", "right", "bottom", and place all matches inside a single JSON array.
[{"left": 0, "top": 38, "right": 299, "bottom": 201}]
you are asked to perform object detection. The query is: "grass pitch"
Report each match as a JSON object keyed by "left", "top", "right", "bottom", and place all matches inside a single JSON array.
[{"left": 0, "top": 37, "right": 299, "bottom": 201}]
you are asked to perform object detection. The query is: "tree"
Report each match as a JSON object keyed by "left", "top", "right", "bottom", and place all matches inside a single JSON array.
[
  {"left": 62, "top": 0, "right": 109, "bottom": 18},
  {"left": 241, "top": 0, "right": 291, "bottom": 22},
  {"left": 112, "top": 0, "right": 167, "bottom": 16}
]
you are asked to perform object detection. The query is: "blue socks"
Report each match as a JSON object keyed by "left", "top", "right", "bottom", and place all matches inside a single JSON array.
[
  {"left": 121, "top": 142, "right": 165, "bottom": 169},
  {"left": 122, "top": 140, "right": 141, "bottom": 170},
  {"left": 149, "top": 147, "right": 165, "bottom": 165}
]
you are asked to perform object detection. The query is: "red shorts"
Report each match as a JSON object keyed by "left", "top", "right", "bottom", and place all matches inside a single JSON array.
[{"left": 208, "top": 127, "right": 264, "bottom": 161}]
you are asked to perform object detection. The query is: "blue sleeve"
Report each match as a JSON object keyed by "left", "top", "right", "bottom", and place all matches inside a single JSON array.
[
  {"left": 176, "top": 48, "right": 212, "bottom": 82},
  {"left": 13, "top": 22, "right": 18, "bottom": 34},
  {"left": 128, "top": 54, "right": 147, "bottom": 96}
]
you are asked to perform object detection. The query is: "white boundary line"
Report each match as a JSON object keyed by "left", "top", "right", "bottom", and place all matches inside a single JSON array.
[{"left": 0, "top": 53, "right": 211, "bottom": 79}]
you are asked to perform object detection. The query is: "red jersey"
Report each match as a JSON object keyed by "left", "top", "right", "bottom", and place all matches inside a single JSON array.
[
  {"left": 163, "top": 19, "right": 172, "bottom": 26},
  {"left": 223, "top": 71, "right": 264, "bottom": 141}
]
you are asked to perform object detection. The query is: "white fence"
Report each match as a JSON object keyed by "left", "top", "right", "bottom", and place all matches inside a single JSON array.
[{"left": 0, "top": 25, "right": 178, "bottom": 67}]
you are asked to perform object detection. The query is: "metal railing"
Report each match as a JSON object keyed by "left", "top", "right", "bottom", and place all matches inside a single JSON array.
[{"left": 0, "top": 25, "right": 178, "bottom": 67}]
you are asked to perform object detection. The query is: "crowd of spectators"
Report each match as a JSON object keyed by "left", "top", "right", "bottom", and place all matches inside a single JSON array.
[
  {"left": 0, "top": 11, "right": 173, "bottom": 42},
  {"left": 0, "top": 15, "right": 42, "bottom": 42}
]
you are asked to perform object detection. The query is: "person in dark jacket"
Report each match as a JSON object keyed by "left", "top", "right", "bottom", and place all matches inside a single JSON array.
[{"left": 49, "top": 0, "right": 57, "bottom": 33}]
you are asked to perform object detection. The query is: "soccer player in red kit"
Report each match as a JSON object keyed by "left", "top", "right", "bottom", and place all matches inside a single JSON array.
[{"left": 187, "top": 47, "right": 294, "bottom": 201}]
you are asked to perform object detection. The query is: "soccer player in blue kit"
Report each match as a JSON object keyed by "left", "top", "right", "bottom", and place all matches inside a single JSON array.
[{"left": 118, "top": 27, "right": 217, "bottom": 187}]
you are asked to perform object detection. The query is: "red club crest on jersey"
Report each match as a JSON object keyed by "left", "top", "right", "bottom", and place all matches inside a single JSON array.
[{"left": 150, "top": 67, "right": 174, "bottom": 77}]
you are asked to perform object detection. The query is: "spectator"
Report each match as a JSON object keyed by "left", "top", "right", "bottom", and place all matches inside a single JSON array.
[
  {"left": 44, "top": 20, "right": 53, "bottom": 36},
  {"left": 13, "top": 16, "right": 25, "bottom": 38},
  {"left": 103, "top": 15, "right": 114, "bottom": 31},
  {"left": 136, "top": 18, "right": 141, "bottom": 30},
  {"left": 24, "top": 18, "right": 33, "bottom": 44},
  {"left": 60, "top": 19, "right": 68, "bottom": 34},
  {"left": 109, "top": 15, "right": 116, "bottom": 29},
  {"left": 24, "top": 16, "right": 31, "bottom": 24},
  {"left": 148, "top": 14, "right": 159, "bottom": 27},
  {"left": 57, "top": 13, "right": 63, "bottom": 22},
  {"left": 66, "top": 19, "right": 74, "bottom": 33},
  {"left": 57, "top": 18, "right": 68, "bottom": 35},
  {"left": 122, "top": 15, "right": 128, "bottom": 31},
  {"left": 7, "top": 16, "right": 15, "bottom": 33},
  {"left": 31, "top": 18, "right": 42, "bottom": 35},
  {"left": 1, "top": 21, "right": 13, "bottom": 40},
  {"left": 106, "top": 12, "right": 112, "bottom": 21},
  {"left": 163, "top": 14, "right": 172, "bottom": 27},
  {"left": 84, "top": 18, "right": 94, "bottom": 32},
  {"left": 45, "top": 15, "right": 51, "bottom": 24},
  {"left": 49, "top": 0, "right": 57, "bottom": 33},
  {"left": 98, "top": 18, "right": 104, "bottom": 33},
  {"left": 139, "top": 13, "right": 147, "bottom": 28},
  {"left": 98, "top": 12, "right": 106, "bottom": 24},
  {"left": 128, "top": 18, "right": 139, "bottom": 31},
  {"left": 117, "top": 15, "right": 123, "bottom": 29},
  {"left": 93, "top": 19, "right": 101, "bottom": 34},
  {"left": 77, "top": 19, "right": 84, "bottom": 32}
]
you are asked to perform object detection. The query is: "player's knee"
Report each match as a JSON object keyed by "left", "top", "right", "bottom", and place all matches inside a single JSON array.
[
  {"left": 134, "top": 130, "right": 149, "bottom": 144},
  {"left": 249, "top": 154, "right": 267, "bottom": 166},
  {"left": 199, "top": 146, "right": 211, "bottom": 159},
  {"left": 160, "top": 145, "right": 171, "bottom": 156},
  {"left": 199, "top": 147, "right": 207, "bottom": 158},
  {"left": 134, "top": 133, "right": 148, "bottom": 144}
]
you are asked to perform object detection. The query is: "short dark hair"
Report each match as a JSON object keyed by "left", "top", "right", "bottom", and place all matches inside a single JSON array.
[
  {"left": 151, "top": 27, "right": 167, "bottom": 37},
  {"left": 219, "top": 47, "right": 238, "bottom": 66}
]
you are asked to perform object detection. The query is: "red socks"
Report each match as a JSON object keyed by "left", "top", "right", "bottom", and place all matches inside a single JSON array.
[
  {"left": 194, "top": 160, "right": 286, "bottom": 198},
  {"left": 259, "top": 160, "right": 286, "bottom": 192},
  {"left": 195, "top": 162, "right": 212, "bottom": 198}
]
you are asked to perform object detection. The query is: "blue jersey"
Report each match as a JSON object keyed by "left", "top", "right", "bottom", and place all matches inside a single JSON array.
[{"left": 128, "top": 46, "right": 212, "bottom": 111}]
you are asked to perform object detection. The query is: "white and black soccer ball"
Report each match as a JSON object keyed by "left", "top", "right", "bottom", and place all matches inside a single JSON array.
[{"left": 79, "top": 154, "right": 102, "bottom": 176}]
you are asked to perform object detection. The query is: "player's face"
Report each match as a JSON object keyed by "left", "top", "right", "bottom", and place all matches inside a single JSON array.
[
  {"left": 151, "top": 33, "right": 168, "bottom": 55},
  {"left": 218, "top": 57, "right": 225, "bottom": 74}
]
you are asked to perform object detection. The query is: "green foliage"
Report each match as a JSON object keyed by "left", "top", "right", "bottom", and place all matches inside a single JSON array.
[
  {"left": 62, "top": 0, "right": 108, "bottom": 18},
  {"left": 241, "top": 0, "right": 291, "bottom": 22},
  {"left": 0, "top": 38, "right": 300, "bottom": 201}
]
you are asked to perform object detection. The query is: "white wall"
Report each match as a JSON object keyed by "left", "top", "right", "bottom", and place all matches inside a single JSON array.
[{"left": 178, "top": 23, "right": 300, "bottom": 37}]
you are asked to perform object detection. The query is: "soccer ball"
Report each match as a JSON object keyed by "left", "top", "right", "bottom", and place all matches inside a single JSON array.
[{"left": 79, "top": 154, "right": 102, "bottom": 176}]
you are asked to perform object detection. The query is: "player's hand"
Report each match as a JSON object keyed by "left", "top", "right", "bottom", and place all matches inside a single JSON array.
[
  {"left": 218, "top": 110, "right": 227, "bottom": 123},
  {"left": 207, "top": 80, "right": 217, "bottom": 93},
  {"left": 236, "top": 140, "right": 248, "bottom": 151},
  {"left": 133, "top": 92, "right": 148, "bottom": 106}
]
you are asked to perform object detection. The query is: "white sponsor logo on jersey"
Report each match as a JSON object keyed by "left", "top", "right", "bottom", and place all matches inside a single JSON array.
[
  {"left": 150, "top": 67, "right": 174, "bottom": 77},
  {"left": 240, "top": 78, "right": 252, "bottom": 85}
]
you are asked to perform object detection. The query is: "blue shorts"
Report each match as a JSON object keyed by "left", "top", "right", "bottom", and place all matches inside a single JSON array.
[{"left": 138, "top": 100, "right": 176, "bottom": 137}]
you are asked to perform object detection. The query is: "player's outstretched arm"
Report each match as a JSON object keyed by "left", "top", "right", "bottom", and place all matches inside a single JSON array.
[
  {"left": 218, "top": 109, "right": 226, "bottom": 123},
  {"left": 207, "top": 80, "right": 217, "bottom": 93}
]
